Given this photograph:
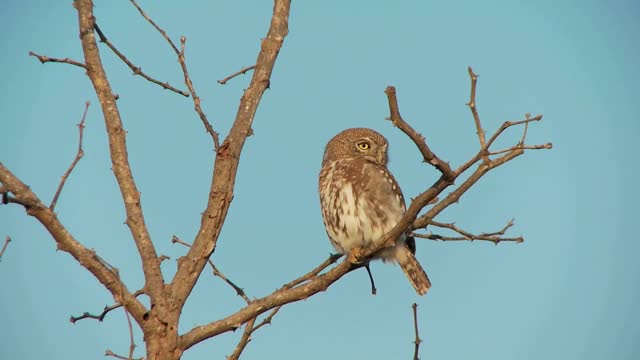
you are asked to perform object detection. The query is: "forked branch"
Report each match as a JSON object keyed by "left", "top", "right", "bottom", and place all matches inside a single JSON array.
[
  {"left": 176, "top": 67, "right": 550, "bottom": 349},
  {"left": 385, "top": 86, "right": 455, "bottom": 180},
  {"left": 92, "top": 23, "right": 189, "bottom": 97},
  {"left": 75, "top": 0, "right": 164, "bottom": 313},
  {"left": 170, "top": 0, "right": 291, "bottom": 314},
  {"left": 178, "top": 36, "right": 220, "bottom": 150},
  {"left": 226, "top": 306, "right": 282, "bottom": 360},
  {"left": 413, "top": 218, "right": 524, "bottom": 244},
  {"left": 171, "top": 235, "right": 250, "bottom": 304}
]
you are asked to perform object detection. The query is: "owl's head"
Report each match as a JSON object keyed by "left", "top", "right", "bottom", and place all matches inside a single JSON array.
[{"left": 322, "top": 128, "right": 388, "bottom": 165}]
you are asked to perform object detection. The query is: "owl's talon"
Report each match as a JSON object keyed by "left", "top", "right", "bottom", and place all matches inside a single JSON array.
[{"left": 348, "top": 248, "right": 366, "bottom": 264}]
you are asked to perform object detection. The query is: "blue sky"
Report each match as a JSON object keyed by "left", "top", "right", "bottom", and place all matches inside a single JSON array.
[{"left": 1, "top": 0, "right": 639, "bottom": 359}]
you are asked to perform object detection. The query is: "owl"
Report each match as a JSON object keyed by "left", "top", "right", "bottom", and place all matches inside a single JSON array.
[{"left": 318, "top": 128, "right": 431, "bottom": 295}]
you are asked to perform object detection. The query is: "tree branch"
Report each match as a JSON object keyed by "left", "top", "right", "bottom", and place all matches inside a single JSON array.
[
  {"left": 177, "top": 67, "right": 550, "bottom": 349},
  {"left": 466, "top": 67, "right": 488, "bottom": 160},
  {"left": 413, "top": 218, "right": 524, "bottom": 244},
  {"left": 226, "top": 317, "right": 257, "bottom": 360},
  {"left": 74, "top": 0, "right": 164, "bottom": 307},
  {"left": 125, "top": 0, "right": 219, "bottom": 148},
  {"left": 217, "top": 65, "right": 256, "bottom": 85},
  {"left": 412, "top": 303, "right": 422, "bottom": 360},
  {"left": 177, "top": 36, "right": 220, "bottom": 150},
  {"left": 226, "top": 305, "right": 283, "bottom": 360},
  {"left": 92, "top": 23, "right": 189, "bottom": 97},
  {"left": 0, "top": 163, "right": 148, "bottom": 322},
  {"left": 0, "top": 236, "right": 11, "bottom": 261},
  {"left": 385, "top": 86, "right": 455, "bottom": 180},
  {"left": 124, "top": 306, "right": 136, "bottom": 360},
  {"left": 28, "top": 51, "right": 87, "bottom": 69},
  {"left": 128, "top": 0, "right": 180, "bottom": 55},
  {"left": 170, "top": 0, "right": 291, "bottom": 312},
  {"left": 70, "top": 290, "right": 145, "bottom": 323},
  {"left": 50, "top": 101, "right": 90, "bottom": 211},
  {"left": 171, "top": 235, "right": 250, "bottom": 304},
  {"left": 104, "top": 350, "right": 143, "bottom": 360}
]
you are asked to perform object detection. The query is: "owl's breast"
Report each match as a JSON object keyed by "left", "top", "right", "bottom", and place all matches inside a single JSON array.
[{"left": 319, "top": 160, "right": 406, "bottom": 254}]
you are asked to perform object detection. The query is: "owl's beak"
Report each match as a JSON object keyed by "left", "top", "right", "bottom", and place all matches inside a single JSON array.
[{"left": 377, "top": 145, "right": 387, "bottom": 164}]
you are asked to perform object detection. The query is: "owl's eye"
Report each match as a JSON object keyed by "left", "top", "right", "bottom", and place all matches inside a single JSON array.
[{"left": 356, "top": 142, "right": 370, "bottom": 151}]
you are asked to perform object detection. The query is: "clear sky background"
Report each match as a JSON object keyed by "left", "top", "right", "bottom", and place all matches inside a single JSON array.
[{"left": 1, "top": 1, "right": 639, "bottom": 359}]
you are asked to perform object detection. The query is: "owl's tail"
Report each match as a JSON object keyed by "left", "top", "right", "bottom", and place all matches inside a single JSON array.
[{"left": 396, "top": 246, "right": 431, "bottom": 296}]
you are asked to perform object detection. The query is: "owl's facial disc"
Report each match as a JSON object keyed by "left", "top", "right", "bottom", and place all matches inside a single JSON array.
[{"left": 355, "top": 137, "right": 387, "bottom": 165}]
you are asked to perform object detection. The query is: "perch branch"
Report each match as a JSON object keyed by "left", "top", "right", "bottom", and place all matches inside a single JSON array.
[
  {"left": 178, "top": 67, "right": 550, "bottom": 349},
  {"left": 0, "top": 236, "right": 10, "bottom": 261},
  {"left": 171, "top": 235, "right": 250, "bottom": 304},
  {"left": 412, "top": 303, "right": 422, "bottom": 360},
  {"left": 280, "top": 253, "right": 342, "bottom": 290},
  {"left": 218, "top": 65, "right": 257, "bottom": 85},
  {"left": 28, "top": 51, "right": 87, "bottom": 69},
  {"left": 50, "top": 101, "right": 90, "bottom": 210},
  {"left": 93, "top": 23, "right": 189, "bottom": 97}
]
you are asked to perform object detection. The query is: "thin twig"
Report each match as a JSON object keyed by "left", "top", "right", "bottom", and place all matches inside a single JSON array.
[
  {"left": 178, "top": 37, "right": 220, "bottom": 150},
  {"left": 226, "top": 317, "right": 257, "bottom": 360},
  {"left": 412, "top": 303, "right": 422, "bottom": 360},
  {"left": 104, "top": 350, "right": 143, "bottom": 360},
  {"left": 385, "top": 86, "right": 455, "bottom": 180},
  {"left": 127, "top": 0, "right": 218, "bottom": 148},
  {"left": 218, "top": 65, "right": 256, "bottom": 85},
  {"left": 519, "top": 114, "right": 532, "bottom": 145},
  {"left": 414, "top": 233, "right": 523, "bottom": 244},
  {"left": 0, "top": 236, "right": 11, "bottom": 261},
  {"left": 227, "top": 305, "right": 283, "bottom": 360},
  {"left": 251, "top": 305, "right": 282, "bottom": 332},
  {"left": 93, "top": 23, "right": 189, "bottom": 97},
  {"left": 489, "top": 142, "right": 552, "bottom": 155},
  {"left": 171, "top": 235, "right": 250, "bottom": 304},
  {"left": 123, "top": 307, "right": 136, "bottom": 360},
  {"left": 50, "top": 102, "right": 90, "bottom": 211},
  {"left": 484, "top": 116, "right": 544, "bottom": 153},
  {"left": 69, "top": 290, "right": 145, "bottom": 323},
  {"left": 280, "top": 253, "right": 343, "bottom": 290},
  {"left": 467, "top": 66, "right": 488, "bottom": 161},
  {"left": 128, "top": 0, "right": 180, "bottom": 55},
  {"left": 28, "top": 51, "right": 87, "bottom": 69}
]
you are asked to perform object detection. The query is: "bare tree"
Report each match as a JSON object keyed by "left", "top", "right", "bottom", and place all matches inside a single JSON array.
[{"left": 0, "top": 1, "right": 550, "bottom": 360}]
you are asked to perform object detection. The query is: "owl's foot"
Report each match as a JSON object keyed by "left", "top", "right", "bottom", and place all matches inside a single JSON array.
[{"left": 348, "top": 247, "right": 366, "bottom": 265}]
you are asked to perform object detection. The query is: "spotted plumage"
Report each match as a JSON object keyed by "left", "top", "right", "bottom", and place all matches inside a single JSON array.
[{"left": 318, "top": 128, "right": 431, "bottom": 295}]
